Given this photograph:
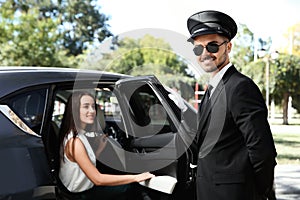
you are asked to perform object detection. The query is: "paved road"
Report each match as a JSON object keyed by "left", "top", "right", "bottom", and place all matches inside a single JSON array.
[
  {"left": 275, "top": 164, "right": 300, "bottom": 200},
  {"left": 270, "top": 124, "right": 300, "bottom": 134}
]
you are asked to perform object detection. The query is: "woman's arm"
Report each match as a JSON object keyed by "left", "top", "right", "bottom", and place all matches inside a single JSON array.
[{"left": 66, "top": 138, "right": 154, "bottom": 186}]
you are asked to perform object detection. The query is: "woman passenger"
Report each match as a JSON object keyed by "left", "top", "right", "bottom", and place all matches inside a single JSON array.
[{"left": 59, "top": 91, "right": 154, "bottom": 199}]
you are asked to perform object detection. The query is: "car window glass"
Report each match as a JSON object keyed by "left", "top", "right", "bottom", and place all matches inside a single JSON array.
[
  {"left": 96, "top": 89, "right": 121, "bottom": 119},
  {"left": 52, "top": 95, "right": 67, "bottom": 130},
  {"left": 6, "top": 89, "right": 47, "bottom": 134},
  {"left": 123, "top": 83, "right": 174, "bottom": 137}
]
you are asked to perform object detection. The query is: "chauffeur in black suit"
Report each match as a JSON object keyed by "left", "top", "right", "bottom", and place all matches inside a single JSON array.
[{"left": 187, "top": 10, "right": 277, "bottom": 200}]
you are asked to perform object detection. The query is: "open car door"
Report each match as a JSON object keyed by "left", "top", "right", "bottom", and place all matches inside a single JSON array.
[{"left": 113, "top": 75, "right": 197, "bottom": 199}]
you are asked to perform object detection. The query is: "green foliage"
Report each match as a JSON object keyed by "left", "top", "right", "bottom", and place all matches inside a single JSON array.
[
  {"left": 243, "top": 53, "right": 300, "bottom": 115},
  {"left": 292, "top": 95, "right": 300, "bottom": 112},
  {"left": 0, "top": 4, "right": 67, "bottom": 66},
  {"left": 242, "top": 60, "right": 266, "bottom": 91},
  {"left": 231, "top": 23, "right": 254, "bottom": 70},
  {"left": 273, "top": 132, "right": 300, "bottom": 164},
  {"left": 100, "top": 35, "right": 191, "bottom": 76},
  {"left": 56, "top": 0, "right": 112, "bottom": 56},
  {"left": 231, "top": 22, "right": 300, "bottom": 119},
  {"left": 273, "top": 54, "right": 300, "bottom": 110},
  {"left": 0, "top": 0, "right": 112, "bottom": 67}
]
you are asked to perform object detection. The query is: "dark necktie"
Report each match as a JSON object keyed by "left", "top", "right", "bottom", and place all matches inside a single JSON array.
[
  {"left": 199, "top": 84, "right": 213, "bottom": 113},
  {"left": 207, "top": 84, "right": 213, "bottom": 96},
  {"left": 196, "top": 84, "right": 213, "bottom": 150}
]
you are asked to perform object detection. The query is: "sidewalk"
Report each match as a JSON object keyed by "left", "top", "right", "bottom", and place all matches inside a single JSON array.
[
  {"left": 275, "top": 164, "right": 300, "bottom": 200},
  {"left": 270, "top": 124, "right": 300, "bottom": 134}
]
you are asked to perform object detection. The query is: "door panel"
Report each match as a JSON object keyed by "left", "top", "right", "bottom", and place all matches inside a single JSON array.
[
  {"left": 115, "top": 76, "right": 197, "bottom": 199},
  {"left": 115, "top": 76, "right": 181, "bottom": 176}
]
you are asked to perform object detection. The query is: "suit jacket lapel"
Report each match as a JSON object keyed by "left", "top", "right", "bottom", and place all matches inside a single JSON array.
[
  {"left": 196, "top": 65, "right": 238, "bottom": 145},
  {"left": 197, "top": 91, "right": 210, "bottom": 131},
  {"left": 197, "top": 81, "right": 224, "bottom": 134}
]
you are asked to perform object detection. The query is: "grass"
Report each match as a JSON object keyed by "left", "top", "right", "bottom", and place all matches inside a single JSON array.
[
  {"left": 269, "top": 115, "right": 300, "bottom": 164},
  {"left": 273, "top": 132, "right": 300, "bottom": 164}
]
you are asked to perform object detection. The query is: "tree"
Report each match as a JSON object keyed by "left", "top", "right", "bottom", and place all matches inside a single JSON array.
[
  {"left": 231, "top": 23, "right": 255, "bottom": 70},
  {"left": 243, "top": 54, "right": 300, "bottom": 125},
  {"left": 240, "top": 60, "right": 266, "bottom": 92},
  {"left": 272, "top": 54, "right": 300, "bottom": 124},
  {"left": 0, "top": 0, "right": 112, "bottom": 57},
  {"left": 0, "top": 2, "right": 68, "bottom": 66},
  {"left": 224, "top": 22, "right": 300, "bottom": 124},
  {"left": 87, "top": 35, "right": 191, "bottom": 75},
  {"left": 42, "top": 0, "right": 112, "bottom": 56}
]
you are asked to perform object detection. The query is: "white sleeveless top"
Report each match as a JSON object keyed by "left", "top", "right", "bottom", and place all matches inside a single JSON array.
[{"left": 59, "top": 130, "right": 96, "bottom": 192}]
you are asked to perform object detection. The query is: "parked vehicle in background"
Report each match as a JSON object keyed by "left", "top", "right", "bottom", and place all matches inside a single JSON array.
[{"left": 0, "top": 67, "right": 197, "bottom": 200}]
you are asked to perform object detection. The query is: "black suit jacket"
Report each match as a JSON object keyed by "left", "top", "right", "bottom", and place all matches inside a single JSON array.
[{"left": 195, "top": 66, "right": 277, "bottom": 200}]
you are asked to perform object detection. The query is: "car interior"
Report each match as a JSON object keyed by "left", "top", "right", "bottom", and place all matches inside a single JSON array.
[{"left": 42, "top": 79, "right": 195, "bottom": 199}]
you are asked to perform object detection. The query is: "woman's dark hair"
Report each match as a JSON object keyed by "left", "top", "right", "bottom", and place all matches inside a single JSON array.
[{"left": 59, "top": 91, "right": 98, "bottom": 159}]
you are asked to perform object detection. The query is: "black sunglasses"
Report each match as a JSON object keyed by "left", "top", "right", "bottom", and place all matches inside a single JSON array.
[{"left": 193, "top": 41, "right": 228, "bottom": 56}]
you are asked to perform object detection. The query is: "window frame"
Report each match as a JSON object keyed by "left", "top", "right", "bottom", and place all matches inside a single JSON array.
[{"left": 0, "top": 86, "right": 49, "bottom": 136}]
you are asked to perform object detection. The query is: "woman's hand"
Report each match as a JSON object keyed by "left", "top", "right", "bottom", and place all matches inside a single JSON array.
[{"left": 134, "top": 172, "right": 155, "bottom": 182}]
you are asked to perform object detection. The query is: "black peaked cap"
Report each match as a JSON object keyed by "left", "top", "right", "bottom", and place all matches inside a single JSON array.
[{"left": 187, "top": 10, "right": 237, "bottom": 42}]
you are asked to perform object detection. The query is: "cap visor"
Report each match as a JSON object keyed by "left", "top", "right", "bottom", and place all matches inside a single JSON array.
[{"left": 187, "top": 29, "right": 227, "bottom": 42}]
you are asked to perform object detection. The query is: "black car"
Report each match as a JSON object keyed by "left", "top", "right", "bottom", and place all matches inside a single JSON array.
[{"left": 0, "top": 67, "right": 197, "bottom": 200}]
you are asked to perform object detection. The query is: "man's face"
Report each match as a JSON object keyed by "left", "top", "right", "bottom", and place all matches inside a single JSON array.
[{"left": 193, "top": 34, "right": 231, "bottom": 75}]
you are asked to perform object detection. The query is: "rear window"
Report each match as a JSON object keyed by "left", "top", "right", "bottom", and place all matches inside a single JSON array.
[{"left": 6, "top": 89, "right": 47, "bottom": 134}]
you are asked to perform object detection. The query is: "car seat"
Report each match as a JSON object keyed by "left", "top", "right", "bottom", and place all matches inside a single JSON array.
[{"left": 96, "top": 106, "right": 106, "bottom": 133}]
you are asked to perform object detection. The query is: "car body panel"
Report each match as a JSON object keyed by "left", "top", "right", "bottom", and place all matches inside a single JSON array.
[{"left": 0, "top": 67, "right": 129, "bottom": 98}]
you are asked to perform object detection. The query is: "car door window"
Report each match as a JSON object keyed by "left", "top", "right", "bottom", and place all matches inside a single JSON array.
[
  {"left": 122, "top": 83, "right": 175, "bottom": 138},
  {"left": 5, "top": 89, "right": 47, "bottom": 134},
  {"left": 52, "top": 93, "right": 69, "bottom": 130},
  {"left": 96, "top": 89, "right": 121, "bottom": 119}
]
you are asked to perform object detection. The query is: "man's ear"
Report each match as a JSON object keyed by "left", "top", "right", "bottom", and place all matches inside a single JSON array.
[{"left": 227, "top": 41, "right": 232, "bottom": 53}]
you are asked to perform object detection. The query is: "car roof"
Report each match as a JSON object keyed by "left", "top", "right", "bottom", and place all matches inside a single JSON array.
[{"left": 0, "top": 67, "right": 130, "bottom": 98}]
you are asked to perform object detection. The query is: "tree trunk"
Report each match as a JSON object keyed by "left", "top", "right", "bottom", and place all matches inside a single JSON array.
[{"left": 282, "top": 92, "right": 289, "bottom": 125}]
